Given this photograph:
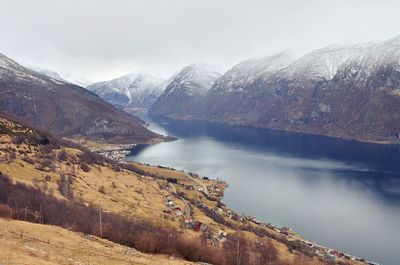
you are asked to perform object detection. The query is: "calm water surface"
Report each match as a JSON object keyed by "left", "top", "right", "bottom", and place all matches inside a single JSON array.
[{"left": 127, "top": 118, "right": 400, "bottom": 265}]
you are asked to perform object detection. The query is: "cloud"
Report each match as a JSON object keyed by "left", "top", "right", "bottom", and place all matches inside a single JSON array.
[{"left": 0, "top": 0, "right": 399, "bottom": 81}]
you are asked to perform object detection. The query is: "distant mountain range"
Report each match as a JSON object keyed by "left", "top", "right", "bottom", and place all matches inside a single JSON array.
[
  {"left": 7, "top": 35, "right": 400, "bottom": 143},
  {"left": 149, "top": 63, "right": 223, "bottom": 119},
  {"left": 147, "top": 36, "right": 400, "bottom": 143},
  {"left": 197, "top": 37, "right": 400, "bottom": 143},
  {"left": 86, "top": 72, "right": 168, "bottom": 115},
  {"left": 0, "top": 53, "right": 160, "bottom": 144}
]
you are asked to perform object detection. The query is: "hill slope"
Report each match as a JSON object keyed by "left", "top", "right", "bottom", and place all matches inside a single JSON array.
[
  {"left": 0, "top": 116, "right": 365, "bottom": 265},
  {"left": 0, "top": 52, "right": 159, "bottom": 144},
  {"left": 0, "top": 219, "right": 191, "bottom": 265}
]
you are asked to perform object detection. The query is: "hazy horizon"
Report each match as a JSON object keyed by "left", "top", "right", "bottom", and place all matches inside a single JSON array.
[{"left": 1, "top": 0, "right": 400, "bottom": 82}]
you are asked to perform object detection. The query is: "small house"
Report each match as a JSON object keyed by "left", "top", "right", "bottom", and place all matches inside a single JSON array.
[{"left": 175, "top": 210, "right": 183, "bottom": 216}]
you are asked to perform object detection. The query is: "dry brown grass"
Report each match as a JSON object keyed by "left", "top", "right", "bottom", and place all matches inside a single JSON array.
[
  {"left": 0, "top": 121, "right": 358, "bottom": 265},
  {"left": 0, "top": 219, "right": 193, "bottom": 265}
]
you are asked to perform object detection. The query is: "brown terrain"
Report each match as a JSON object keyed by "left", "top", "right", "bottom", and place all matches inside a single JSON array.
[{"left": 0, "top": 116, "right": 368, "bottom": 265}]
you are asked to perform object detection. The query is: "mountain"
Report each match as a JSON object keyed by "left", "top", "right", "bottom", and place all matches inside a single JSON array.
[
  {"left": 148, "top": 37, "right": 400, "bottom": 143},
  {"left": 198, "top": 37, "right": 400, "bottom": 143},
  {"left": 210, "top": 51, "right": 299, "bottom": 95},
  {"left": 62, "top": 74, "right": 93, "bottom": 87},
  {"left": 149, "top": 63, "right": 223, "bottom": 119},
  {"left": 86, "top": 72, "right": 166, "bottom": 115},
  {"left": 0, "top": 52, "right": 160, "bottom": 143},
  {"left": 27, "top": 66, "right": 93, "bottom": 87},
  {"left": 29, "top": 66, "right": 69, "bottom": 83}
]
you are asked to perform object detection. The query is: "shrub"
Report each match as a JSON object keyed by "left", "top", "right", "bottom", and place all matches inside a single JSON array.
[
  {"left": 111, "top": 163, "right": 121, "bottom": 172},
  {"left": 21, "top": 156, "right": 35, "bottom": 165},
  {"left": 12, "top": 135, "right": 25, "bottom": 145},
  {"left": 38, "top": 144, "right": 54, "bottom": 154},
  {"left": 120, "top": 163, "right": 146, "bottom": 175},
  {"left": 78, "top": 151, "right": 106, "bottom": 166},
  {"left": 98, "top": 185, "right": 106, "bottom": 194},
  {"left": 58, "top": 149, "right": 68, "bottom": 161},
  {"left": 57, "top": 173, "right": 73, "bottom": 199},
  {"left": 80, "top": 163, "right": 90, "bottom": 172},
  {"left": 0, "top": 203, "right": 11, "bottom": 219},
  {"left": 35, "top": 158, "right": 54, "bottom": 172}
]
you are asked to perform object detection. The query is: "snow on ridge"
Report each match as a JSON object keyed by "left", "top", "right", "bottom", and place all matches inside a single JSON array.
[
  {"left": 213, "top": 51, "right": 299, "bottom": 93},
  {"left": 0, "top": 53, "right": 68, "bottom": 87},
  {"left": 213, "top": 36, "right": 400, "bottom": 92},
  {"left": 165, "top": 63, "right": 223, "bottom": 97},
  {"left": 283, "top": 44, "right": 373, "bottom": 80},
  {"left": 86, "top": 71, "right": 166, "bottom": 107},
  {"left": 0, "top": 53, "right": 26, "bottom": 72},
  {"left": 27, "top": 66, "right": 69, "bottom": 84}
]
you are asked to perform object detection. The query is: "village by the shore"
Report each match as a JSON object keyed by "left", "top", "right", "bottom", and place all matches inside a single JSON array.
[{"left": 95, "top": 146, "right": 380, "bottom": 265}]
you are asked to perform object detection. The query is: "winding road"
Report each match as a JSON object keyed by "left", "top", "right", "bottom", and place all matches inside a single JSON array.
[
  {"left": 169, "top": 183, "right": 191, "bottom": 218},
  {"left": 185, "top": 173, "right": 209, "bottom": 196}
]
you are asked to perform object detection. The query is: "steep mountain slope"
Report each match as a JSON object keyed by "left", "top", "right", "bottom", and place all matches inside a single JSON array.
[
  {"left": 149, "top": 63, "right": 222, "bottom": 119},
  {"left": 197, "top": 37, "right": 400, "bottom": 143},
  {"left": 86, "top": 72, "right": 166, "bottom": 114},
  {"left": 0, "top": 52, "right": 159, "bottom": 143}
]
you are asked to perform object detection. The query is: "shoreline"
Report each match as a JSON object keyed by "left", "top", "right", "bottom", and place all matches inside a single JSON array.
[
  {"left": 86, "top": 134, "right": 177, "bottom": 161},
  {"left": 150, "top": 114, "right": 400, "bottom": 146},
  {"left": 95, "top": 140, "right": 374, "bottom": 264},
  {"left": 91, "top": 128, "right": 379, "bottom": 264},
  {"left": 135, "top": 161, "right": 378, "bottom": 264}
]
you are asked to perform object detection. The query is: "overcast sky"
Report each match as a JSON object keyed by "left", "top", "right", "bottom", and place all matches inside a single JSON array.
[{"left": 0, "top": 0, "right": 399, "bottom": 82}]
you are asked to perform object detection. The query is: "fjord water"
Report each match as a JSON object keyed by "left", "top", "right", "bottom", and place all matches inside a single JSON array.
[{"left": 127, "top": 119, "right": 400, "bottom": 265}]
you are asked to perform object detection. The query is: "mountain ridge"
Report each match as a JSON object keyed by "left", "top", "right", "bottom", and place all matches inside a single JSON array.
[
  {"left": 0, "top": 52, "right": 160, "bottom": 144},
  {"left": 86, "top": 72, "right": 167, "bottom": 114},
  {"left": 149, "top": 63, "right": 223, "bottom": 119},
  {"left": 149, "top": 36, "right": 400, "bottom": 143}
]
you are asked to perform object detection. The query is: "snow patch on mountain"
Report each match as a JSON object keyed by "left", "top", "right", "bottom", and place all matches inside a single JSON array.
[
  {"left": 164, "top": 63, "right": 223, "bottom": 97},
  {"left": 212, "top": 51, "right": 299, "bottom": 93},
  {"left": 0, "top": 54, "right": 64, "bottom": 87},
  {"left": 86, "top": 72, "right": 166, "bottom": 110},
  {"left": 283, "top": 44, "right": 373, "bottom": 80},
  {"left": 28, "top": 66, "right": 69, "bottom": 83}
]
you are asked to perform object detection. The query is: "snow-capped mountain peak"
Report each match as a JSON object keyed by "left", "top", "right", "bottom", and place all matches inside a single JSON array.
[
  {"left": 211, "top": 51, "right": 299, "bottom": 93},
  {"left": 86, "top": 71, "right": 166, "bottom": 112},
  {"left": 164, "top": 63, "right": 223, "bottom": 97}
]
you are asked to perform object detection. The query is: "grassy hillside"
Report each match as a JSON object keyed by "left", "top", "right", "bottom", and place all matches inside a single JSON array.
[
  {"left": 0, "top": 219, "right": 192, "bottom": 265},
  {"left": 0, "top": 116, "right": 366, "bottom": 265}
]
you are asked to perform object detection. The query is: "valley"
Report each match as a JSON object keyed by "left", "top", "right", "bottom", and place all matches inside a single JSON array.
[{"left": 0, "top": 25, "right": 399, "bottom": 265}]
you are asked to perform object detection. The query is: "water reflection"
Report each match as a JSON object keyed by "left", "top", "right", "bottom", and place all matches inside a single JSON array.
[{"left": 129, "top": 118, "right": 400, "bottom": 265}]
